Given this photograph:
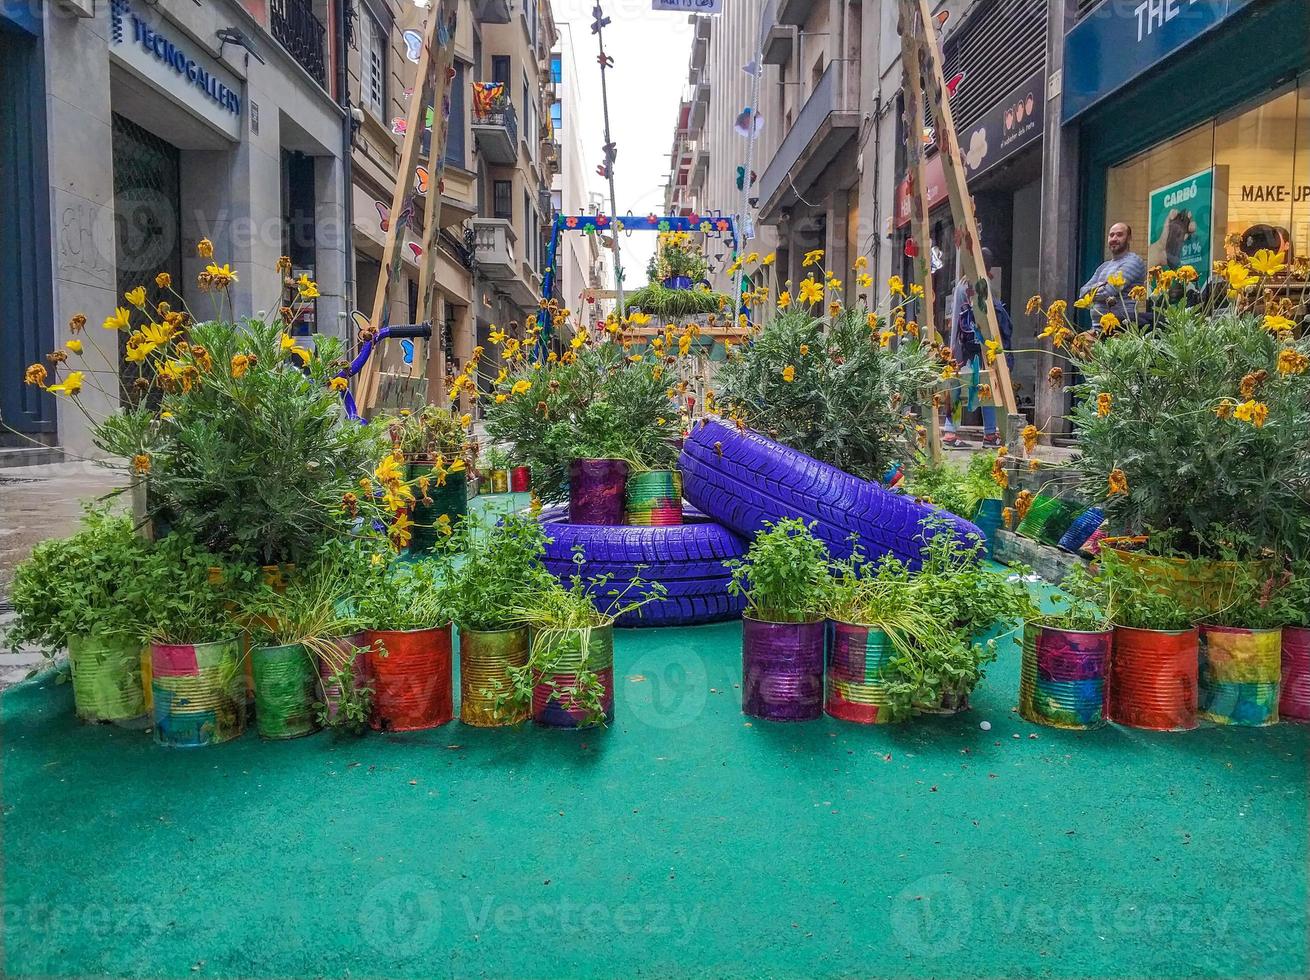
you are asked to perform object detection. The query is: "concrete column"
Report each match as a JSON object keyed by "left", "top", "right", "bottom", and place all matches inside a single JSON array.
[
  {"left": 314, "top": 153, "right": 347, "bottom": 340},
  {"left": 1034, "top": 0, "right": 1080, "bottom": 439},
  {"left": 825, "top": 194, "right": 850, "bottom": 293}
]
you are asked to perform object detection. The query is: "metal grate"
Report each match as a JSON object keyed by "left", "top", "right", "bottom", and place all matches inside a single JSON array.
[{"left": 940, "top": 0, "right": 1048, "bottom": 133}]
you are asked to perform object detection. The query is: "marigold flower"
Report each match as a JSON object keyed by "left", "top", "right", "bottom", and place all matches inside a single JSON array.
[
  {"left": 799, "top": 344, "right": 809, "bottom": 357},
  {"left": 1106, "top": 271, "right": 1126, "bottom": 290},
  {"left": 1028, "top": 459, "right": 1040, "bottom": 472},
  {"left": 888, "top": 275, "right": 905, "bottom": 297},
  {"left": 1015, "top": 490, "right": 1035, "bottom": 520},
  {"left": 1107, "top": 469, "right": 1129, "bottom": 496},
  {"left": 1128, "top": 285, "right": 1147, "bottom": 303},
  {"left": 1096, "top": 392, "right": 1112, "bottom": 417},
  {"left": 329, "top": 376, "right": 348, "bottom": 392},
  {"left": 940, "top": 362, "right": 958, "bottom": 380},
  {"left": 1233, "top": 399, "right": 1269, "bottom": 428},
  {"left": 1099, "top": 312, "right": 1121, "bottom": 334},
  {"left": 69, "top": 314, "right": 87, "bottom": 334},
  {"left": 1249, "top": 248, "right": 1287, "bottom": 277},
  {"left": 828, "top": 301, "right": 842, "bottom": 318},
  {"left": 1176, "top": 265, "right": 1198, "bottom": 283},
  {"left": 854, "top": 255, "right": 869, "bottom": 272},
  {"left": 879, "top": 331, "right": 893, "bottom": 349},
  {"left": 1025, "top": 295, "right": 1043, "bottom": 315},
  {"left": 24, "top": 363, "right": 48, "bottom": 387},
  {"left": 802, "top": 249, "right": 824, "bottom": 267},
  {"left": 1214, "top": 398, "right": 1236, "bottom": 420},
  {"left": 131, "top": 453, "right": 151, "bottom": 475},
  {"left": 1002, "top": 506, "right": 1014, "bottom": 528},
  {"left": 1276, "top": 349, "right": 1309, "bottom": 375},
  {"left": 1022, "top": 424, "right": 1039, "bottom": 454},
  {"left": 798, "top": 278, "right": 824, "bottom": 306},
  {"left": 991, "top": 456, "right": 1009, "bottom": 490},
  {"left": 46, "top": 349, "right": 67, "bottom": 365},
  {"left": 1238, "top": 370, "right": 1266, "bottom": 400},
  {"left": 1047, "top": 367, "right": 1064, "bottom": 388},
  {"left": 781, "top": 364, "right": 796, "bottom": 383},
  {"left": 978, "top": 383, "right": 992, "bottom": 401},
  {"left": 196, "top": 238, "right": 214, "bottom": 258}
]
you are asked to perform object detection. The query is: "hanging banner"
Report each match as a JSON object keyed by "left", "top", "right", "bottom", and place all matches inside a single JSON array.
[
  {"left": 1147, "top": 168, "right": 1215, "bottom": 283},
  {"left": 651, "top": 0, "right": 723, "bottom": 12}
]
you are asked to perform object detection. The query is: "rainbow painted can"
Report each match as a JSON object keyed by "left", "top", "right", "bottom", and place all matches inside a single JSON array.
[
  {"left": 624, "top": 469, "right": 684, "bottom": 526},
  {"left": 151, "top": 639, "right": 247, "bottom": 747},
  {"left": 1019, "top": 623, "right": 1112, "bottom": 730},
  {"left": 1198, "top": 625, "right": 1281, "bottom": 726},
  {"left": 825, "top": 622, "right": 897, "bottom": 723},
  {"left": 530, "top": 625, "right": 615, "bottom": 728}
]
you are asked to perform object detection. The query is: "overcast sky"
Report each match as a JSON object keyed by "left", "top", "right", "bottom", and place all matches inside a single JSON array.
[{"left": 552, "top": 0, "right": 696, "bottom": 287}]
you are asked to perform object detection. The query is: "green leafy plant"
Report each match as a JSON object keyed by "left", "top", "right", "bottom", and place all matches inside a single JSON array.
[
  {"left": 915, "top": 519, "right": 1033, "bottom": 637},
  {"left": 716, "top": 306, "right": 937, "bottom": 482},
  {"left": 314, "top": 655, "right": 374, "bottom": 736},
  {"left": 238, "top": 553, "right": 364, "bottom": 650},
  {"left": 884, "top": 634, "right": 997, "bottom": 719},
  {"left": 383, "top": 405, "right": 470, "bottom": 460},
  {"left": 647, "top": 230, "right": 708, "bottom": 284},
  {"left": 131, "top": 534, "right": 255, "bottom": 645},
  {"left": 483, "top": 446, "right": 510, "bottom": 471},
  {"left": 1097, "top": 548, "right": 1202, "bottom": 631},
  {"left": 727, "top": 519, "right": 832, "bottom": 623},
  {"left": 1284, "top": 560, "right": 1310, "bottom": 629},
  {"left": 1029, "top": 563, "right": 1112, "bottom": 632},
  {"left": 4, "top": 510, "right": 153, "bottom": 652},
  {"left": 482, "top": 336, "right": 681, "bottom": 502},
  {"left": 1195, "top": 530, "right": 1292, "bottom": 630},
  {"left": 621, "top": 283, "right": 728, "bottom": 319},
  {"left": 445, "top": 515, "right": 554, "bottom": 631},
  {"left": 354, "top": 554, "right": 452, "bottom": 632}
]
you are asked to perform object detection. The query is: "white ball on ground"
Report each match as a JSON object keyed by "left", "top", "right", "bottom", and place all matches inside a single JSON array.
[{"left": 979, "top": 720, "right": 991, "bottom": 731}]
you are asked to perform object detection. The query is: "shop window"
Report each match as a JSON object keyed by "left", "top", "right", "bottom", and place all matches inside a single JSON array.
[{"left": 493, "top": 179, "right": 512, "bottom": 220}]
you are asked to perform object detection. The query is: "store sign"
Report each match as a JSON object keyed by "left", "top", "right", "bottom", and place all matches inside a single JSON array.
[
  {"left": 1062, "top": 0, "right": 1254, "bottom": 121},
  {"left": 109, "top": 0, "right": 242, "bottom": 138},
  {"left": 961, "top": 68, "right": 1045, "bottom": 180},
  {"left": 1147, "top": 168, "right": 1214, "bottom": 284},
  {"left": 651, "top": 0, "right": 723, "bottom": 11},
  {"left": 895, "top": 153, "right": 948, "bottom": 229}
]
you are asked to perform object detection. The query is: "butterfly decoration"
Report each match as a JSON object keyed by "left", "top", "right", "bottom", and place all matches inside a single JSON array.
[
  {"left": 402, "top": 30, "right": 423, "bottom": 63},
  {"left": 905, "top": 237, "right": 920, "bottom": 258},
  {"left": 425, "top": 106, "right": 434, "bottom": 130},
  {"left": 735, "top": 167, "right": 758, "bottom": 191},
  {"left": 350, "top": 310, "right": 373, "bottom": 340},
  {"left": 391, "top": 118, "right": 408, "bottom": 136},
  {"left": 375, "top": 202, "right": 414, "bottom": 233},
  {"left": 400, "top": 340, "right": 415, "bottom": 365},
  {"left": 934, "top": 9, "right": 949, "bottom": 30},
  {"left": 415, "top": 166, "right": 429, "bottom": 195},
  {"left": 408, "top": 243, "right": 424, "bottom": 261},
  {"left": 946, "top": 72, "right": 965, "bottom": 97},
  {"left": 734, "top": 107, "right": 763, "bottom": 137}
]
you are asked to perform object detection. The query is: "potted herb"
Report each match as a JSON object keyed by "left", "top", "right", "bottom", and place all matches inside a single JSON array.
[
  {"left": 1279, "top": 562, "right": 1309, "bottom": 723},
  {"left": 484, "top": 446, "right": 511, "bottom": 495},
  {"left": 134, "top": 534, "right": 253, "bottom": 747},
  {"left": 727, "top": 519, "right": 833, "bottom": 722},
  {"left": 1099, "top": 548, "right": 1203, "bottom": 732},
  {"left": 501, "top": 550, "right": 662, "bottom": 728},
  {"left": 385, "top": 406, "right": 472, "bottom": 551},
  {"left": 445, "top": 515, "right": 554, "bottom": 727},
  {"left": 309, "top": 537, "right": 384, "bottom": 734},
  {"left": 1019, "top": 564, "right": 1113, "bottom": 730},
  {"left": 5, "top": 511, "right": 152, "bottom": 724},
  {"left": 240, "top": 557, "right": 362, "bottom": 740},
  {"left": 355, "top": 555, "right": 455, "bottom": 732},
  {"left": 825, "top": 550, "right": 949, "bottom": 724},
  {"left": 647, "top": 230, "right": 709, "bottom": 291}
]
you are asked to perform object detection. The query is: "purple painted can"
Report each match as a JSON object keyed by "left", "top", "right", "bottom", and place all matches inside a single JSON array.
[
  {"left": 1281, "top": 626, "right": 1310, "bottom": 723},
  {"left": 569, "top": 458, "right": 629, "bottom": 525},
  {"left": 742, "top": 616, "right": 825, "bottom": 721}
]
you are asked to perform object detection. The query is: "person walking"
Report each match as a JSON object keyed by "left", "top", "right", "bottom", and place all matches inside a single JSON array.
[
  {"left": 941, "top": 249, "right": 1010, "bottom": 449},
  {"left": 1079, "top": 222, "right": 1146, "bottom": 320}
]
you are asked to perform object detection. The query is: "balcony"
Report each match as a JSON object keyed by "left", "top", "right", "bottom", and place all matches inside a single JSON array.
[
  {"left": 757, "top": 64, "right": 859, "bottom": 221},
  {"left": 538, "top": 186, "right": 554, "bottom": 218},
  {"left": 539, "top": 139, "right": 560, "bottom": 171},
  {"left": 472, "top": 93, "right": 518, "bottom": 165},
  {"left": 763, "top": 23, "right": 796, "bottom": 65},
  {"left": 472, "top": 218, "right": 517, "bottom": 280},
  {"left": 691, "top": 141, "right": 709, "bottom": 190},
  {"left": 775, "top": 0, "right": 809, "bottom": 26},
  {"left": 507, "top": 262, "right": 542, "bottom": 309},
  {"left": 270, "top": 0, "right": 327, "bottom": 88},
  {"left": 689, "top": 73, "right": 710, "bottom": 131},
  {"left": 470, "top": 0, "right": 511, "bottom": 24}
]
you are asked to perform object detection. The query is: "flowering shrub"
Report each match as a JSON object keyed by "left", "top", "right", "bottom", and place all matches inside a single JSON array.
[
  {"left": 1031, "top": 251, "right": 1310, "bottom": 558},
  {"left": 646, "top": 230, "right": 708, "bottom": 284}
]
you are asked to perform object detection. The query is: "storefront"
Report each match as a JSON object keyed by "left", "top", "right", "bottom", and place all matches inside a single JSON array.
[{"left": 1067, "top": 0, "right": 1310, "bottom": 296}]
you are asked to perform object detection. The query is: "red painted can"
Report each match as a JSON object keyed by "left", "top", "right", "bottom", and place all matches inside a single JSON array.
[
  {"left": 1279, "top": 626, "right": 1310, "bottom": 722},
  {"left": 364, "top": 625, "right": 454, "bottom": 731},
  {"left": 510, "top": 466, "right": 531, "bottom": 493},
  {"left": 1107, "top": 626, "right": 1198, "bottom": 731}
]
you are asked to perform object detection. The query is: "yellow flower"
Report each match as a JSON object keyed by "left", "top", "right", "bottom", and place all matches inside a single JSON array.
[
  {"left": 940, "top": 361, "right": 958, "bottom": 380},
  {"left": 854, "top": 255, "right": 869, "bottom": 272},
  {"left": 1249, "top": 249, "right": 1286, "bottom": 277},
  {"left": 879, "top": 331, "right": 893, "bottom": 349},
  {"left": 678, "top": 334, "right": 692, "bottom": 356},
  {"left": 744, "top": 251, "right": 759, "bottom": 265},
  {"left": 762, "top": 253, "right": 776, "bottom": 267},
  {"left": 65, "top": 340, "right": 83, "bottom": 355},
  {"left": 1223, "top": 260, "right": 1258, "bottom": 292},
  {"left": 1001, "top": 506, "right": 1014, "bottom": 528},
  {"left": 124, "top": 340, "right": 156, "bottom": 364},
  {"left": 388, "top": 511, "right": 414, "bottom": 548},
  {"left": 1015, "top": 490, "right": 1035, "bottom": 520},
  {"left": 1025, "top": 295, "right": 1043, "bottom": 315},
  {"left": 509, "top": 379, "right": 531, "bottom": 396},
  {"left": 828, "top": 301, "right": 842, "bottom": 319},
  {"left": 1099, "top": 312, "right": 1122, "bottom": 334},
  {"left": 570, "top": 332, "right": 585, "bottom": 350},
  {"left": 1128, "top": 285, "right": 1147, "bottom": 303},
  {"left": 155, "top": 272, "right": 172, "bottom": 290},
  {"left": 799, "top": 344, "right": 809, "bottom": 357},
  {"left": 1264, "top": 314, "right": 1295, "bottom": 336},
  {"left": 1214, "top": 398, "right": 1236, "bottom": 420},
  {"left": 329, "top": 376, "right": 348, "bottom": 392},
  {"left": 627, "top": 311, "right": 652, "bottom": 327},
  {"left": 24, "top": 363, "right": 48, "bottom": 387},
  {"left": 131, "top": 453, "right": 151, "bottom": 475},
  {"left": 1277, "top": 349, "right": 1309, "bottom": 375},
  {"left": 1073, "top": 291, "right": 1095, "bottom": 310},
  {"left": 802, "top": 249, "right": 824, "bottom": 268},
  {"left": 992, "top": 456, "right": 1009, "bottom": 490},
  {"left": 124, "top": 286, "right": 147, "bottom": 308},
  {"left": 205, "top": 263, "right": 238, "bottom": 288},
  {"left": 139, "top": 322, "right": 177, "bottom": 347},
  {"left": 196, "top": 238, "right": 214, "bottom": 258},
  {"left": 888, "top": 275, "right": 905, "bottom": 296},
  {"left": 460, "top": 413, "right": 472, "bottom": 427},
  {"left": 1096, "top": 392, "right": 1112, "bottom": 417},
  {"left": 910, "top": 283, "right": 924, "bottom": 299},
  {"left": 781, "top": 364, "right": 795, "bottom": 383},
  {"left": 1106, "top": 272, "right": 1126, "bottom": 290},
  {"left": 856, "top": 272, "right": 873, "bottom": 290},
  {"left": 798, "top": 278, "right": 824, "bottom": 306},
  {"left": 280, "top": 333, "right": 311, "bottom": 365},
  {"left": 489, "top": 328, "right": 506, "bottom": 344},
  {"left": 375, "top": 453, "right": 405, "bottom": 486},
  {"left": 1176, "top": 265, "right": 1198, "bottom": 283},
  {"left": 827, "top": 278, "right": 843, "bottom": 293},
  {"left": 1233, "top": 399, "right": 1269, "bottom": 428},
  {"left": 103, "top": 307, "right": 131, "bottom": 331},
  {"left": 46, "top": 370, "right": 85, "bottom": 396},
  {"left": 777, "top": 290, "right": 791, "bottom": 310},
  {"left": 984, "top": 339, "right": 1001, "bottom": 364},
  {"left": 297, "top": 274, "right": 320, "bottom": 299},
  {"left": 1022, "top": 424, "right": 1039, "bottom": 454},
  {"left": 495, "top": 393, "right": 507, "bottom": 404},
  {"left": 1107, "top": 469, "right": 1129, "bottom": 497},
  {"left": 866, "top": 313, "right": 880, "bottom": 332}
]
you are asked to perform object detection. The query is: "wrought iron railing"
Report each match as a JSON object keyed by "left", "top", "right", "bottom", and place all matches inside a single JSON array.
[
  {"left": 271, "top": 0, "right": 327, "bottom": 88},
  {"left": 472, "top": 91, "right": 519, "bottom": 145}
]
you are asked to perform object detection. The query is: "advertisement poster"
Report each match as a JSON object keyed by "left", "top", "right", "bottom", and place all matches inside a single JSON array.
[{"left": 1147, "top": 168, "right": 1214, "bottom": 284}]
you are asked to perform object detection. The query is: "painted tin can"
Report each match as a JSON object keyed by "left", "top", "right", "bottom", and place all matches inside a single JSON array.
[
  {"left": 491, "top": 469, "right": 510, "bottom": 494},
  {"left": 742, "top": 617, "right": 825, "bottom": 721},
  {"left": 825, "top": 622, "right": 897, "bottom": 724},
  {"left": 317, "top": 633, "right": 369, "bottom": 725},
  {"left": 251, "top": 643, "right": 319, "bottom": 739},
  {"left": 1019, "top": 623, "right": 1113, "bottom": 730},
  {"left": 624, "top": 469, "right": 683, "bottom": 526},
  {"left": 1198, "top": 625, "right": 1280, "bottom": 726},
  {"left": 972, "top": 499, "right": 1004, "bottom": 558},
  {"left": 67, "top": 634, "right": 148, "bottom": 723},
  {"left": 459, "top": 626, "right": 530, "bottom": 727},
  {"left": 150, "top": 639, "right": 247, "bottom": 747},
  {"left": 510, "top": 466, "right": 532, "bottom": 493},
  {"left": 569, "top": 458, "right": 629, "bottom": 525},
  {"left": 1107, "top": 626, "right": 1199, "bottom": 731},
  {"left": 1037, "top": 501, "right": 1084, "bottom": 547},
  {"left": 366, "top": 625, "right": 454, "bottom": 731},
  {"left": 530, "top": 625, "right": 615, "bottom": 728},
  {"left": 407, "top": 465, "right": 468, "bottom": 555},
  {"left": 1058, "top": 507, "right": 1105, "bottom": 553},
  {"left": 1081, "top": 525, "right": 1110, "bottom": 557},
  {"left": 1279, "top": 626, "right": 1310, "bottom": 722}
]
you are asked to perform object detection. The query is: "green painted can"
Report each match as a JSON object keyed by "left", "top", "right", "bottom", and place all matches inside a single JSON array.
[
  {"left": 251, "top": 643, "right": 319, "bottom": 739},
  {"left": 407, "top": 464, "right": 469, "bottom": 554},
  {"left": 67, "top": 634, "right": 148, "bottom": 723}
]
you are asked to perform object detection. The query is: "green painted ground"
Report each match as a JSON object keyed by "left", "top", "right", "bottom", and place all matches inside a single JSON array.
[{"left": 3, "top": 610, "right": 1307, "bottom": 979}]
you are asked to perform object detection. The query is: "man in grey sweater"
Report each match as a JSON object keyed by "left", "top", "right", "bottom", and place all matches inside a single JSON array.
[{"left": 1079, "top": 222, "right": 1147, "bottom": 320}]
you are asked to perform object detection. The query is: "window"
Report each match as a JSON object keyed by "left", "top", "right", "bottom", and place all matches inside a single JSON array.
[
  {"left": 491, "top": 56, "right": 510, "bottom": 86},
  {"left": 359, "top": 7, "right": 387, "bottom": 120},
  {"left": 493, "top": 180, "right": 512, "bottom": 220},
  {"left": 551, "top": 54, "right": 562, "bottom": 85},
  {"left": 446, "top": 61, "right": 467, "bottom": 168},
  {"left": 550, "top": 100, "right": 562, "bottom": 135}
]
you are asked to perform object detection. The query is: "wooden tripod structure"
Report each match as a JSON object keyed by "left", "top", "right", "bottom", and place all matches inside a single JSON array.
[
  {"left": 354, "top": 0, "right": 461, "bottom": 418},
  {"left": 896, "top": 0, "right": 1020, "bottom": 461}
]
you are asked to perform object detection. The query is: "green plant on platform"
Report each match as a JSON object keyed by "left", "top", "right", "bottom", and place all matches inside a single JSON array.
[
  {"left": 1284, "top": 560, "right": 1310, "bottom": 629},
  {"left": 4, "top": 510, "right": 153, "bottom": 654},
  {"left": 1028, "top": 563, "right": 1111, "bottom": 633},
  {"left": 354, "top": 553, "right": 452, "bottom": 633},
  {"left": 483, "top": 446, "right": 510, "bottom": 471},
  {"left": 727, "top": 519, "right": 832, "bottom": 623},
  {"left": 445, "top": 515, "right": 554, "bottom": 631},
  {"left": 883, "top": 634, "right": 996, "bottom": 720},
  {"left": 1193, "top": 528, "right": 1292, "bottom": 630},
  {"left": 238, "top": 554, "right": 364, "bottom": 651},
  {"left": 481, "top": 333, "right": 680, "bottom": 502},
  {"left": 646, "top": 230, "right": 708, "bottom": 284},
  {"left": 620, "top": 282, "right": 728, "bottom": 319},
  {"left": 130, "top": 534, "right": 255, "bottom": 645},
  {"left": 905, "top": 451, "right": 1005, "bottom": 519},
  {"left": 383, "top": 405, "right": 471, "bottom": 461},
  {"left": 1097, "top": 548, "right": 1203, "bottom": 632},
  {"left": 716, "top": 306, "right": 936, "bottom": 482},
  {"left": 914, "top": 518, "right": 1032, "bottom": 637}
]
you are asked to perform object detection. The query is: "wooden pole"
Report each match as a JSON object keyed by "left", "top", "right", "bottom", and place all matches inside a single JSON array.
[
  {"left": 896, "top": 2, "right": 942, "bottom": 463},
  {"left": 906, "top": 0, "right": 1020, "bottom": 424}
]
